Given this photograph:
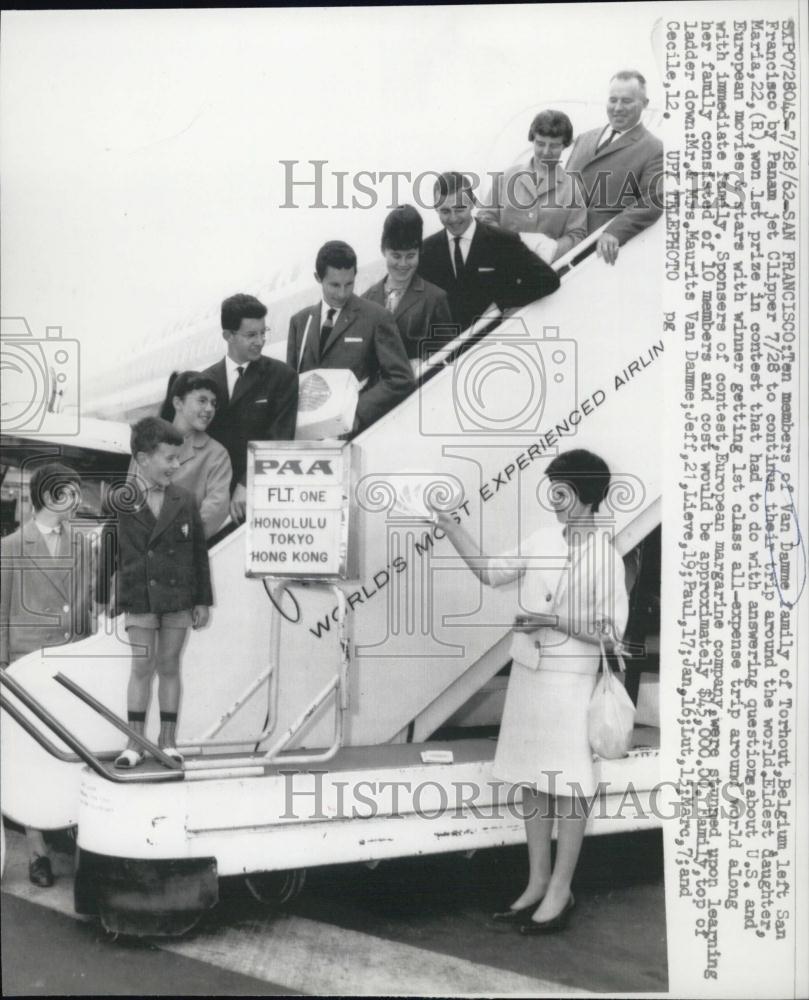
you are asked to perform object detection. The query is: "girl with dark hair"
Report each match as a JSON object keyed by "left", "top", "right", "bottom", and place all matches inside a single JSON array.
[
  {"left": 478, "top": 109, "right": 586, "bottom": 262},
  {"left": 363, "top": 205, "right": 452, "bottom": 374},
  {"left": 437, "top": 448, "right": 628, "bottom": 933},
  {"left": 132, "top": 370, "right": 231, "bottom": 538}
]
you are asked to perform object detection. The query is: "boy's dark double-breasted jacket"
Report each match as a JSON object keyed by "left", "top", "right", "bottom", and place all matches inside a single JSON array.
[{"left": 114, "top": 482, "right": 213, "bottom": 614}]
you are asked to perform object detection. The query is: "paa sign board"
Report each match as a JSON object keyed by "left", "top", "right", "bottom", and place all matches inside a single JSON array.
[{"left": 246, "top": 441, "right": 356, "bottom": 581}]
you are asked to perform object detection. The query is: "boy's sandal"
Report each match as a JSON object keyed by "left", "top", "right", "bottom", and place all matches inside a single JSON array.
[
  {"left": 114, "top": 748, "right": 146, "bottom": 769},
  {"left": 160, "top": 747, "right": 184, "bottom": 766}
]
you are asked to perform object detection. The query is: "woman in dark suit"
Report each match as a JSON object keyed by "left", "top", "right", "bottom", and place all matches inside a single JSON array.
[{"left": 363, "top": 205, "right": 452, "bottom": 375}]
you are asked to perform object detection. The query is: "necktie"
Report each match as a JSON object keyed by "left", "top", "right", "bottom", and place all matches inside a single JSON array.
[
  {"left": 453, "top": 236, "right": 464, "bottom": 278},
  {"left": 598, "top": 128, "right": 617, "bottom": 151},
  {"left": 320, "top": 307, "right": 336, "bottom": 355},
  {"left": 230, "top": 364, "right": 245, "bottom": 400}
]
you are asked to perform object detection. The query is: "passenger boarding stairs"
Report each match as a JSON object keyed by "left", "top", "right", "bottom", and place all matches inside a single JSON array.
[{"left": 2, "top": 222, "right": 664, "bottom": 829}]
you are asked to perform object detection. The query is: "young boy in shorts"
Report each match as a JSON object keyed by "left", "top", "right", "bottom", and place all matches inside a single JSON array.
[{"left": 114, "top": 417, "right": 212, "bottom": 768}]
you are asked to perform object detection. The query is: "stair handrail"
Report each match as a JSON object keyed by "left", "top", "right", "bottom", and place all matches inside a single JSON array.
[
  {"left": 412, "top": 221, "right": 611, "bottom": 385},
  {"left": 0, "top": 672, "right": 182, "bottom": 785}
]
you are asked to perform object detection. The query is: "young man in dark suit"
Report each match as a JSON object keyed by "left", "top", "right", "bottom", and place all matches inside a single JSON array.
[
  {"left": 287, "top": 241, "right": 414, "bottom": 434},
  {"left": 203, "top": 293, "right": 298, "bottom": 522},
  {"left": 418, "top": 171, "right": 560, "bottom": 333},
  {"left": 564, "top": 70, "right": 664, "bottom": 265}
]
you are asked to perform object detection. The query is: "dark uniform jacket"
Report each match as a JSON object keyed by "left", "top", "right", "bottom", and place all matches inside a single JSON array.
[
  {"left": 418, "top": 220, "right": 560, "bottom": 333},
  {"left": 114, "top": 482, "right": 212, "bottom": 614},
  {"left": 202, "top": 355, "right": 299, "bottom": 489}
]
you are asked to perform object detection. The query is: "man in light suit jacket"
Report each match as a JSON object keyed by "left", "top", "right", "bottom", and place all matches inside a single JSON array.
[
  {"left": 287, "top": 241, "right": 414, "bottom": 433},
  {"left": 565, "top": 70, "right": 664, "bottom": 265},
  {"left": 202, "top": 293, "right": 298, "bottom": 522},
  {"left": 418, "top": 172, "right": 560, "bottom": 334},
  {"left": 1, "top": 463, "right": 93, "bottom": 886}
]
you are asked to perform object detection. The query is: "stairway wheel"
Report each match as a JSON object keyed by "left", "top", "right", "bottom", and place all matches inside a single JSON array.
[{"left": 244, "top": 868, "right": 307, "bottom": 906}]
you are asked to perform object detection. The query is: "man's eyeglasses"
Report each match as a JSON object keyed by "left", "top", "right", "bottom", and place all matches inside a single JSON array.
[{"left": 237, "top": 329, "right": 268, "bottom": 343}]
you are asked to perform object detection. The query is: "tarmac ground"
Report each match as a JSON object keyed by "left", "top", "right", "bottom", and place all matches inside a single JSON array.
[{"left": 1, "top": 822, "right": 666, "bottom": 996}]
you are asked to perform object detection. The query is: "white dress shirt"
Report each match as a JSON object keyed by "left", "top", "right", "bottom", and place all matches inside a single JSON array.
[
  {"left": 145, "top": 485, "right": 166, "bottom": 520},
  {"left": 225, "top": 355, "right": 249, "bottom": 398},
  {"left": 33, "top": 517, "right": 63, "bottom": 556},
  {"left": 598, "top": 121, "right": 641, "bottom": 149},
  {"left": 320, "top": 301, "right": 342, "bottom": 328}
]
